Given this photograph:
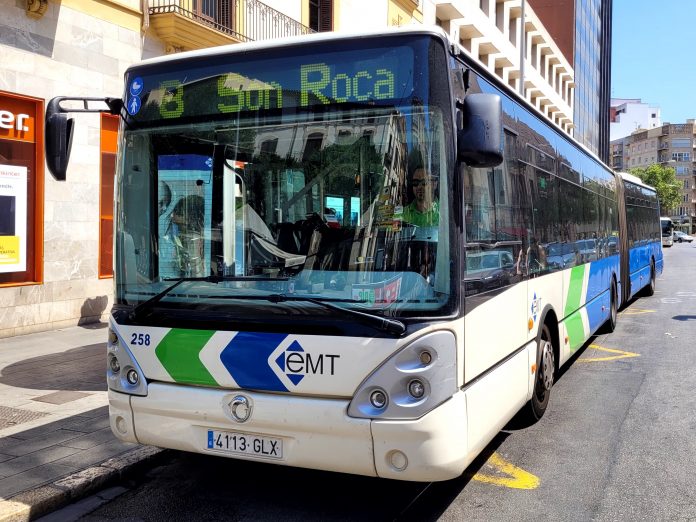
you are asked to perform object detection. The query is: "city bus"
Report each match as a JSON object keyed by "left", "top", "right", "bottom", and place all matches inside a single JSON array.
[
  {"left": 44, "top": 27, "right": 663, "bottom": 482},
  {"left": 660, "top": 216, "right": 674, "bottom": 247}
]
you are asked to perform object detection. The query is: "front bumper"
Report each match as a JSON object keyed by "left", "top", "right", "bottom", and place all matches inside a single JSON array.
[{"left": 109, "top": 384, "right": 468, "bottom": 481}]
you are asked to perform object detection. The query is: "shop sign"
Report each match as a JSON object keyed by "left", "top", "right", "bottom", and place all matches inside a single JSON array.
[
  {"left": 0, "top": 165, "right": 27, "bottom": 272},
  {"left": 0, "top": 97, "right": 36, "bottom": 142}
]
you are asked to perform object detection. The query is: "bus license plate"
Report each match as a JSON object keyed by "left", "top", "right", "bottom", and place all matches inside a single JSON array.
[{"left": 207, "top": 430, "right": 283, "bottom": 459}]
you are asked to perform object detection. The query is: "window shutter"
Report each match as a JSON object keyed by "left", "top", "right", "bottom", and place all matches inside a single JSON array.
[{"left": 319, "top": 0, "right": 333, "bottom": 32}]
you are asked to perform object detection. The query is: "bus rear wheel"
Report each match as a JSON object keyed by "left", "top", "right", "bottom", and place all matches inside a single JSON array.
[
  {"left": 525, "top": 323, "right": 555, "bottom": 422},
  {"left": 643, "top": 261, "right": 656, "bottom": 297}
]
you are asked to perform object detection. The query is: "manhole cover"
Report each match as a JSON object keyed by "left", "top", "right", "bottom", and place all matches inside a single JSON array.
[{"left": 0, "top": 406, "right": 49, "bottom": 430}]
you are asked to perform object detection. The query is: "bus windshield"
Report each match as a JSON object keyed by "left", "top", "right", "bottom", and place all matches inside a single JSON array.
[
  {"left": 114, "top": 36, "right": 454, "bottom": 319},
  {"left": 660, "top": 217, "right": 673, "bottom": 235}
]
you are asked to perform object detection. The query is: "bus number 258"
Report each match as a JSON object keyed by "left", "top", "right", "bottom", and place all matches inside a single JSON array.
[{"left": 130, "top": 333, "right": 151, "bottom": 346}]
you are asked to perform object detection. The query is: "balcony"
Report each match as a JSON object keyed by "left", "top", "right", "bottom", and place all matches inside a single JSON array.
[{"left": 148, "top": 0, "right": 313, "bottom": 52}]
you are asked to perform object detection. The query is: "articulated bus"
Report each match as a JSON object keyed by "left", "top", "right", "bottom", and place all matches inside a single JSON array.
[
  {"left": 45, "top": 27, "right": 663, "bottom": 481},
  {"left": 660, "top": 216, "right": 674, "bottom": 247}
]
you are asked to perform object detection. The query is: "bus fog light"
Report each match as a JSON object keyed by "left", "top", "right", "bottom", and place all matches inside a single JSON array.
[
  {"left": 408, "top": 379, "right": 426, "bottom": 399},
  {"left": 370, "top": 389, "right": 388, "bottom": 409},
  {"left": 419, "top": 351, "right": 432, "bottom": 365},
  {"left": 109, "top": 355, "right": 121, "bottom": 373},
  {"left": 126, "top": 369, "right": 139, "bottom": 385},
  {"left": 115, "top": 416, "right": 127, "bottom": 434},
  {"left": 108, "top": 329, "right": 118, "bottom": 345},
  {"left": 388, "top": 450, "right": 408, "bottom": 471}
]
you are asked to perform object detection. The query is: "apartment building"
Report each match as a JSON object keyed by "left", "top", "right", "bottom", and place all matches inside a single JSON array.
[
  {"left": 610, "top": 122, "right": 696, "bottom": 231},
  {"left": 0, "top": 0, "right": 611, "bottom": 336},
  {"left": 610, "top": 98, "right": 662, "bottom": 141}
]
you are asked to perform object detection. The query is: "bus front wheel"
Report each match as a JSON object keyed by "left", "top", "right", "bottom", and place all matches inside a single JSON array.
[
  {"left": 526, "top": 323, "right": 555, "bottom": 421},
  {"left": 601, "top": 280, "right": 618, "bottom": 333}
]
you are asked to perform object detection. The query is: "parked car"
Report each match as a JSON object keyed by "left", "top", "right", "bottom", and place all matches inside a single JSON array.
[
  {"left": 464, "top": 249, "right": 517, "bottom": 295},
  {"left": 575, "top": 239, "right": 598, "bottom": 262},
  {"left": 546, "top": 242, "right": 578, "bottom": 269},
  {"left": 673, "top": 230, "right": 694, "bottom": 243}
]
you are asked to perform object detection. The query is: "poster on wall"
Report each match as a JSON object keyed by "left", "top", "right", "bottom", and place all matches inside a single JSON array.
[{"left": 0, "top": 164, "right": 27, "bottom": 273}]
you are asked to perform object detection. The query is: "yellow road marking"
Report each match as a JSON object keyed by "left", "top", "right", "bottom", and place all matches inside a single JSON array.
[
  {"left": 470, "top": 453, "right": 540, "bottom": 489},
  {"left": 579, "top": 344, "right": 640, "bottom": 363},
  {"left": 620, "top": 309, "right": 655, "bottom": 316}
]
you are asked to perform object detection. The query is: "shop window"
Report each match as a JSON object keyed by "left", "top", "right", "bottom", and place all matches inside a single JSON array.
[
  {"left": 0, "top": 91, "right": 43, "bottom": 286},
  {"left": 99, "top": 114, "right": 118, "bottom": 278}
]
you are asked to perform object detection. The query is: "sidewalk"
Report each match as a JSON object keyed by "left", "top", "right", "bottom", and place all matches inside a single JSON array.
[{"left": 0, "top": 324, "right": 164, "bottom": 521}]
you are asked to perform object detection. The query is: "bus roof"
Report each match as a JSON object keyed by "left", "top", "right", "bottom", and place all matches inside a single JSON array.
[
  {"left": 616, "top": 171, "right": 657, "bottom": 193},
  {"left": 129, "top": 25, "right": 449, "bottom": 70}
]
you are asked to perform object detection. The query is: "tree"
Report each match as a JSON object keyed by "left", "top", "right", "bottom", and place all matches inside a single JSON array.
[{"left": 629, "top": 164, "right": 681, "bottom": 214}]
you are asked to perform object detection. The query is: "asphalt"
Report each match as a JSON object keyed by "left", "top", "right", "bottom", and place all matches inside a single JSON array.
[{"left": 0, "top": 323, "right": 164, "bottom": 521}]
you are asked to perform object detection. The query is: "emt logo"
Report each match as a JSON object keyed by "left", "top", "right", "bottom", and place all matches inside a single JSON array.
[{"left": 273, "top": 340, "right": 340, "bottom": 386}]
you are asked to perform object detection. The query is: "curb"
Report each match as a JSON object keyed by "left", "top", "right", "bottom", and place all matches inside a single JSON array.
[{"left": 0, "top": 446, "right": 166, "bottom": 522}]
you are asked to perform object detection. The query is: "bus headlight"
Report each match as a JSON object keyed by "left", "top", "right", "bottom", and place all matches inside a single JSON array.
[
  {"left": 107, "top": 325, "right": 148, "bottom": 396},
  {"left": 348, "top": 331, "right": 457, "bottom": 420}
]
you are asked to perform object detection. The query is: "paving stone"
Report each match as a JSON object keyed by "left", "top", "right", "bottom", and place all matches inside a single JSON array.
[
  {"left": 0, "top": 485, "right": 68, "bottom": 520},
  {"left": 52, "top": 440, "right": 136, "bottom": 470},
  {"left": 75, "top": 406, "right": 109, "bottom": 419},
  {"left": 58, "top": 415, "right": 111, "bottom": 435},
  {"left": 0, "top": 430, "right": 84, "bottom": 457},
  {"left": 0, "top": 462, "right": 78, "bottom": 499},
  {"left": 60, "top": 428, "right": 117, "bottom": 450},
  {"left": 8, "top": 415, "right": 95, "bottom": 441},
  {"left": 32, "top": 391, "right": 91, "bottom": 405},
  {"left": 0, "top": 445, "right": 81, "bottom": 479}
]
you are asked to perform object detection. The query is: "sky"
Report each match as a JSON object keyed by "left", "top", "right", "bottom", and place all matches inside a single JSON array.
[{"left": 611, "top": 0, "right": 696, "bottom": 123}]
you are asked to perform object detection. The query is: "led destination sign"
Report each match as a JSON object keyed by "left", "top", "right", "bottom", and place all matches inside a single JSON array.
[{"left": 126, "top": 45, "right": 415, "bottom": 123}]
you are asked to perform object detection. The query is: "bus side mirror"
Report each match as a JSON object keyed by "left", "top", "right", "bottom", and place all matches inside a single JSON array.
[
  {"left": 457, "top": 93, "right": 503, "bottom": 168},
  {"left": 45, "top": 98, "right": 74, "bottom": 181}
]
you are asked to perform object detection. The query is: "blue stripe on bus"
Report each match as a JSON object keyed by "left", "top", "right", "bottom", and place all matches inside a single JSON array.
[
  {"left": 219, "top": 332, "right": 289, "bottom": 392},
  {"left": 627, "top": 240, "right": 661, "bottom": 298},
  {"left": 585, "top": 255, "right": 618, "bottom": 333}
]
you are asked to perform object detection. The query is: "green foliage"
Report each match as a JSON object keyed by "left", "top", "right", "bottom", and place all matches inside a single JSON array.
[{"left": 629, "top": 164, "right": 681, "bottom": 213}]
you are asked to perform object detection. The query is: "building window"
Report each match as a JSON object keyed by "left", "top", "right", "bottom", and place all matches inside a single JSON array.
[
  {"left": 99, "top": 114, "right": 118, "bottom": 278},
  {"left": 672, "top": 138, "right": 691, "bottom": 148},
  {"left": 309, "top": 0, "right": 333, "bottom": 32},
  {"left": 0, "top": 91, "right": 44, "bottom": 286}
]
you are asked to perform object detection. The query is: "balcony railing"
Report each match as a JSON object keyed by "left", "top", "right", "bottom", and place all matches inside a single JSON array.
[{"left": 148, "top": 0, "right": 313, "bottom": 44}]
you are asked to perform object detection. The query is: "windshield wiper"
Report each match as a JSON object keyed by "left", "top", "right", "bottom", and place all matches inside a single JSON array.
[
  {"left": 129, "top": 275, "right": 288, "bottom": 321},
  {"left": 258, "top": 294, "right": 406, "bottom": 336}
]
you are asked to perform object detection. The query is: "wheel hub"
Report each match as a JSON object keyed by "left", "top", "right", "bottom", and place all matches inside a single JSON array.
[{"left": 540, "top": 341, "right": 554, "bottom": 391}]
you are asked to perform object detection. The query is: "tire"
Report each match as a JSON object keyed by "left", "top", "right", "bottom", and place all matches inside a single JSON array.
[
  {"left": 600, "top": 280, "right": 618, "bottom": 333},
  {"left": 524, "top": 323, "right": 555, "bottom": 422},
  {"left": 642, "top": 261, "right": 656, "bottom": 297}
]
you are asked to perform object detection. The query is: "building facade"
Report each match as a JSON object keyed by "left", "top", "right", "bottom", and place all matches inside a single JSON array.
[
  {"left": 610, "top": 122, "right": 696, "bottom": 232},
  {"left": 610, "top": 98, "right": 662, "bottom": 141},
  {"left": 0, "top": 0, "right": 310, "bottom": 338},
  {"left": 528, "top": 0, "right": 612, "bottom": 163}
]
